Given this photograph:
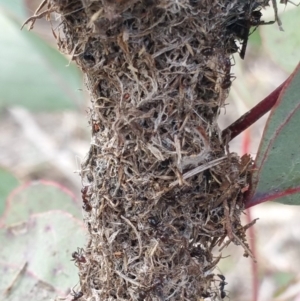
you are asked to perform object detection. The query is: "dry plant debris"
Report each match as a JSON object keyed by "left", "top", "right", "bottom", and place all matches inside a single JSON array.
[{"left": 25, "top": 0, "right": 279, "bottom": 300}]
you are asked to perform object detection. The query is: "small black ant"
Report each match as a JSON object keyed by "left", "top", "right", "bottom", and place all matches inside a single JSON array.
[
  {"left": 221, "top": 56, "right": 234, "bottom": 74},
  {"left": 220, "top": 73, "right": 236, "bottom": 90},
  {"left": 81, "top": 186, "right": 92, "bottom": 212},
  {"left": 82, "top": 202, "right": 92, "bottom": 211},
  {"left": 148, "top": 216, "right": 160, "bottom": 228},
  {"left": 225, "top": 39, "right": 239, "bottom": 55},
  {"left": 201, "top": 47, "right": 214, "bottom": 56},
  {"left": 81, "top": 186, "right": 89, "bottom": 202},
  {"left": 71, "top": 248, "right": 86, "bottom": 265},
  {"left": 220, "top": 290, "right": 227, "bottom": 299},
  {"left": 201, "top": 291, "right": 211, "bottom": 298},
  {"left": 217, "top": 274, "right": 228, "bottom": 299},
  {"left": 71, "top": 289, "right": 83, "bottom": 301}
]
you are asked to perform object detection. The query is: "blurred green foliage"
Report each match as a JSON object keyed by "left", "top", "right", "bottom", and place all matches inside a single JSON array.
[
  {"left": 0, "top": 2, "right": 83, "bottom": 112},
  {"left": 260, "top": 8, "right": 300, "bottom": 73}
]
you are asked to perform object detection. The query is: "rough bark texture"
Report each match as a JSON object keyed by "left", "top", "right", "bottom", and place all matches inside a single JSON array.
[{"left": 26, "top": 0, "right": 275, "bottom": 300}]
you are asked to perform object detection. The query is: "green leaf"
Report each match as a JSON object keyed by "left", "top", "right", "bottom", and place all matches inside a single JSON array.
[
  {"left": 260, "top": 8, "right": 300, "bottom": 73},
  {"left": 0, "top": 10, "right": 83, "bottom": 111},
  {"left": 0, "top": 211, "right": 87, "bottom": 298},
  {"left": 1, "top": 180, "right": 82, "bottom": 226},
  {"left": 246, "top": 63, "right": 300, "bottom": 207},
  {"left": 0, "top": 168, "right": 19, "bottom": 218}
]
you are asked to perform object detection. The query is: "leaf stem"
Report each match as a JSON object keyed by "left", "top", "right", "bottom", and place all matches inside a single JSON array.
[{"left": 222, "top": 79, "right": 288, "bottom": 142}]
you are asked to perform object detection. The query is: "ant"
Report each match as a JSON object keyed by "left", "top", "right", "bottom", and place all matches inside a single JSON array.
[
  {"left": 81, "top": 186, "right": 89, "bottom": 202},
  {"left": 201, "top": 292, "right": 211, "bottom": 298},
  {"left": 82, "top": 202, "right": 92, "bottom": 212},
  {"left": 81, "top": 186, "right": 92, "bottom": 212},
  {"left": 219, "top": 55, "right": 235, "bottom": 74},
  {"left": 71, "top": 289, "right": 83, "bottom": 301},
  {"left": 148, "top": 216, "right": 160, "bottom": 228},
  {"left": 92, "top": 121, "right": 100, "bottom": 133},
  {"left": 71, "top": 248, "right": 86, "bottom": 265},
  {"left": 201, "top": 47, "right": 214, "bottom": 56},
  {"left": 217, "top": 274, "right": 228, "bottom": 299},
  {"left": 220, "top": 73, "right": 236, "bottom": 90}
]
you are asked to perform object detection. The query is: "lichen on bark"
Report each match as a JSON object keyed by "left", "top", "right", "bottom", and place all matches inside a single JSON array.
[{"left": 25, "top": 0, "right": 275, "bottom": 300}]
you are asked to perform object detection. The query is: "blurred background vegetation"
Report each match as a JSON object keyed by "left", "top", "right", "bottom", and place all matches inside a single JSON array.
[{"left": 0, "top": 1, "right": 299, "bottom": 300}]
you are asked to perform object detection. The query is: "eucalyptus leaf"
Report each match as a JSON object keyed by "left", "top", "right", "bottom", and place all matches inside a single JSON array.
[
  {"left": 1, "top": 181, "right": 82, "bottom": 226},
  {"left": 246, "top": 63, "right": 300, "bottom": 207},
  {"left": 0, "top": 211, "right": 87, "bottom": 298}
]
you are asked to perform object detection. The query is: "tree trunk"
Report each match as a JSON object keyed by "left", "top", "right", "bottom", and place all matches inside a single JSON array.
[{"left": 27, "top": 0, "right": 270, "bottom": 300}]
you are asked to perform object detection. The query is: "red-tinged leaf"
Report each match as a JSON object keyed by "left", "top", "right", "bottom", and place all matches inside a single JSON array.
[
  {"left": 245, "top": 63, "right": 300, "bottom": 208},
  {"left": 0, "top": 180, "right": 81, "bottom": 227}
]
